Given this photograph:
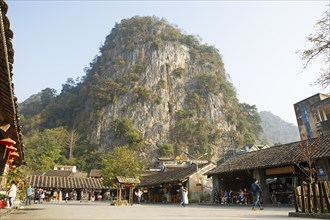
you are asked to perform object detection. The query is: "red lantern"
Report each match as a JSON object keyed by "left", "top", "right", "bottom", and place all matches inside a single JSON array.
[
  {"left": 6, "top": 145, "right": 17, "bottom": 152},
  {"left": 6, "top": 158, "right": 14, "bottom": 164},
  {"left": 9, "top": 165, "right": 16, "bottom": 169},
  {"left": 0, "top": 138, "right": 16, "bottom": 159},
  {"left": 0, "top": 138, "right": 16, "bottom": 146},
  {"left": 8, "top": 151, "right": 19, "bottom": 158}
]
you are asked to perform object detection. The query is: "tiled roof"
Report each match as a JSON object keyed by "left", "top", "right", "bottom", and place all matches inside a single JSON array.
[
  {"left": 28, "top": 175, "right": 107, "bottom": 189},
  {"left": 69, "top": 171, "right": 88, "bottom": 178},
  {"left": 116, "top": 176, "right": 140, "bottom": 184},
  {"left": 140, "top": 163, "right": 211, "bottom": 187},
  {"left": 207, "top": 135, "right": 330, "bottom": 175},
  {"left": 0, "top": 0, "right": 24, "bottom": 164},
  {"left": 89, "top": 169, "right": 102, "bottom": 178},
  {"left": 141, "top": 170, "right": 161, "bottom": 177},
  {"left": 43, "top": 170, "right": 72, "bottom": 177}
]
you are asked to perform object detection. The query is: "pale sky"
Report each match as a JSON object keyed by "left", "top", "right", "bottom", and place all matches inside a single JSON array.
[{"left": 6, "top": 0, "right": 329, "bottom": 125}]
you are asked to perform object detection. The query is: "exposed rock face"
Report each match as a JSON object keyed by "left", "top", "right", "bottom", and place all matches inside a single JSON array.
[{"left": 80, "top": 17, "right": 236, "bottom": 163}]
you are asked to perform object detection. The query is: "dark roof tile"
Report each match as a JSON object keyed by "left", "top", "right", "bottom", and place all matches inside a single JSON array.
[
  {"left": 140, "top": 163, "right": 211, "bottom": 187},
  {"left": 207, "top": 135, "right": 330, "bottom": 175}
]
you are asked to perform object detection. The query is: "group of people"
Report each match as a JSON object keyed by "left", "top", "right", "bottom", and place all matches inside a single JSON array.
[
  {"left": 212, "top": 178, "right": 264, "bottom": 211},
  {"left": 134, "top": 186, "right": 189, "bottom": 207},
  {"left": 24, "top": 187, "right": 102, "bottom": 204},
  {"left": 213, "top": 188, "right": 250, "bottom": 204}
]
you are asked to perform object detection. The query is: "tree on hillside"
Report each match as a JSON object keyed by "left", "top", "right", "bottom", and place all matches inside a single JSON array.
[
  {"left": 111, "top": 119, "right": 144, "bottom": 150},
  {"left": 300, "top": 7, "right": 330, "bottom": 90},
  {"left": 24, "top": 127, "right": 68, "bottom": 171},
  {"left": 40, "top": 88, "right": 57, "bottom": 108},
  {"left": 101, "top": 146, "right": 144, "bottom": 187},
  {"left": 236, "top": 103, "right": 263, "bottom": 145},
  {"left": 65, "top": 129, "right": 81, "bottom": 160}
]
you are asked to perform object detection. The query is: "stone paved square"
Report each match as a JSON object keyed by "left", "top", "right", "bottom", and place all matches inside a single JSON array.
[{"left": 0, "top": 202, "right": 317, "bottom": 220}]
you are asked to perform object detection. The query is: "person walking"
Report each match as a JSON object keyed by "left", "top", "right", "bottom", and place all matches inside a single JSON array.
[
  {"left": 7, "top": 181, "right": 17, "bottom": 208},
  {"left": 178, "top": 186, "right": 188, "bottom": 207},
  {"left": 251, "top": 178, "right": 263, "bottom": 211},
  {"left": 26, "top": 185, "right": 34, "bottom": 205},
  {"left": 65, "top": 192, "right": 69, "bottom": 203},
  {"left": 135, "top": 189, "right": 143, "bottom": 204}
]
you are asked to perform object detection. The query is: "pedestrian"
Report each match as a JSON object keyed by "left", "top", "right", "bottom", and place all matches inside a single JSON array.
[
  {"left": 212, "top": 189, "right": 219, "bottom": 204},
  {"left": 182, "top": 187, "right": 189, "bottom": 207},
  {"left": 59, "top": 189, "right": 63, "bottom": 202},
  {"left": 251, "top": 178, "right": 263, "bottom": 210},
  {"left": 222, "top": 190, "right": 228, "bottom": 204},
  {"left": 53, "top": 189, "right": 58, "bottom": 202},
  {"left": 7, "top": 181, "right": 17, "bottom": 208},
  {"left": 65, "top": 192, "right": 69, "bottom": 203},
  {"left": 135, "top": 189, "right": 143, "bottom": 204},
  {"left": 80, "top": 190, "right": 84, "bottom": 202},
  {"left": 26, "top": 185, "right": 33, "bottom": 205},
  {"left": 39, "top": 189, "right": 45, "bottom": 204},
  {"left": 178, "top": 186, "right": 188, "bottom": 207}
]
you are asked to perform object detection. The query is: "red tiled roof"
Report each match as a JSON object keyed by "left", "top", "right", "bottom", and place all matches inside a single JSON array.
[{"left": 207, "top": 135, "right": 330, "bottom": 175}]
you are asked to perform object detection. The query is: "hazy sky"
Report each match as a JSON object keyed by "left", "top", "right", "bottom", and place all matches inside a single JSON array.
[{"left": 6, "top": 0, "right": 329, "bottom": 125}]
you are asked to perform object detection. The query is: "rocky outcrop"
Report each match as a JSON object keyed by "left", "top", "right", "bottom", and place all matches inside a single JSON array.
[{"left": 77, "top": 17, "right": 237, "bottom": 163}]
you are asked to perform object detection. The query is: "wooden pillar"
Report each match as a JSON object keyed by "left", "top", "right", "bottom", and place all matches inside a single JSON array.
[
  {"left": 301, "top": 184, "right": 305, "bottom": 213},
  {"left": 312, "top": 183, "right": 318, "bottom": 213},
  {"left": 118, "top": 188, "right": 122, "bottom": 205},
  {"left": 307, "top": 183, "right": 311, "bottom": 213},
  {"left": 212, "top": 175, "right": 221, "bottom": 192},
  {"left": 129, "top": 186, "right": 133, "bottom": 205},
  {"left": 293, "top": 186, "right": 299, "bottom": 212},
  {"left": 321, "top": 181, "right": 330, "bottom": 212}
]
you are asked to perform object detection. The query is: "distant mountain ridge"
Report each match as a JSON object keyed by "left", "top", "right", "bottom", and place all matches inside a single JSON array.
[{"left": 259, "top": 111, "right": 300, "bottom": 146}]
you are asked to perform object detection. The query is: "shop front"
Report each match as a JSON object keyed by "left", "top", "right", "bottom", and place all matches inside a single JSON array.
[
  {"left": 265, "top": 166, "right": 298, "bottom": 205},
  {"left": 207, "top": 135, "right": 330, "bottom": 205}
]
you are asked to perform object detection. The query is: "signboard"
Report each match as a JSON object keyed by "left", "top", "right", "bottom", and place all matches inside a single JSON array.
[{"left": 265, "top": 166, "right": 295, "bottom": 176}]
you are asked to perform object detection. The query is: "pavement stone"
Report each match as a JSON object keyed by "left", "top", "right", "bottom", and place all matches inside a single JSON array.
[{"left": 0, "top": 201, "right": 320, "bottom": 220}]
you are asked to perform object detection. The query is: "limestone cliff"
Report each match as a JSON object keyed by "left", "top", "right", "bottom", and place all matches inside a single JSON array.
[{"left": 74, "top": 16, "right": 240, "bottom": 163}]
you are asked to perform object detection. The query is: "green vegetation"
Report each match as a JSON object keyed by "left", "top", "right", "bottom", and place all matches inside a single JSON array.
[
  {"left": 101, "top": 146, "right": 144, "bottom": 186},
  {"left": 133, "top": 86, "right": 160, "bottom": 104},
  {"left": 157, "top": 79, "right": 166, "bottom": 89},
  {"left": 111, "top": 119, "right": 144, "bottom": 150},
  {"left": 170, "top": 110, "right": 210, "bottom": 156},
  {"left": 160, "top": 143, "right": 174, "bottom": 156},
  {"left": 172, "top": 67, "right": 185, "bottom": 78},
  {"left": 24, "top": 127, "right": 68, "bottom": 172}
]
